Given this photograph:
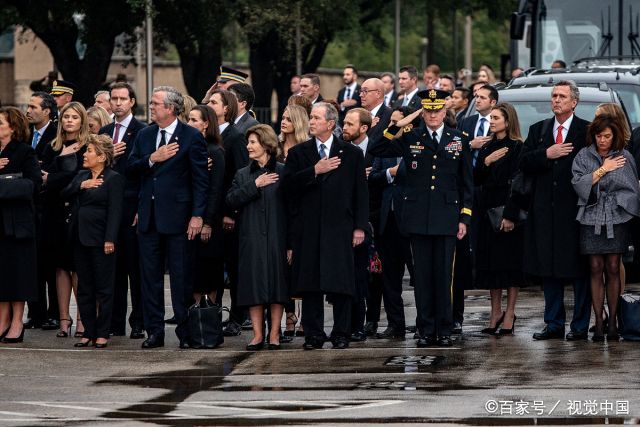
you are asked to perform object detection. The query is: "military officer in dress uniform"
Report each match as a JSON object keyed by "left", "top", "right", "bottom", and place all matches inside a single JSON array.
[{"left": 368, "top": 89, "right": 473, "bottom": 347}]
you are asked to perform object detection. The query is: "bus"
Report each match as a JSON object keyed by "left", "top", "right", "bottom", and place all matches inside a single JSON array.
[{"left": 510, "top": 0, "right": 640, "bottom": 69}]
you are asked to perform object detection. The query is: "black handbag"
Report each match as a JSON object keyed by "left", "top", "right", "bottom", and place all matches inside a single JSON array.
[
  {"left": 619, "top": 293, "right": 640, "bottom": 341},
  {"left": 486, "top": 205, "right": 528, "bottom": 233},
  {"left": 188, "top": 295, "right": 224, "bottom": 349}
]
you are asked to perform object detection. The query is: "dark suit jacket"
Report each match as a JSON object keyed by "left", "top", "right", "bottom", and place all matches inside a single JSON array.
[
  {"left": 392, "top": 91, "right": 422, "bottom": 112},
  {"left": 100, "top": 116, "right": 147, "bottom": 200},
  {"left": 0, "top": 141, "right": 42, "bottom": 239},
  {"left": 62, "top": 168, "right": 124, "bottom": 247},
  {"left": 385, "top": 90, "right": 398, "bottom": 108},
  {"left": 234, "top": 112, "right": 260, "bottom": 137},
  {"left": 282, "top": 137, "right": 368, "bottom": 296},
  {"left": 337, "top": 84, "right": 362, "bottom": 122},
  {"left": 628, "top": 126, "right": 640, "bottom": 172},
  {"left": 520, "top": 115, "right": 590, "bottom": 278},
  {"left": 221, "top": 124, "right": 250, "bottom": 217},
  {"left": 369, "top": 156, "right": 404, "bottom": 235},
  {"left": 127, "top": 120, "right": 209, "bottom": 234},
  {"left": 367, "top": 104, "right": 393, "bottom": 147},
  {"left": 313, "top": 94, "right": 324, "bottom": 105},
  {"left": 30, "top": 122, "right": 57, "bottom": 161}
]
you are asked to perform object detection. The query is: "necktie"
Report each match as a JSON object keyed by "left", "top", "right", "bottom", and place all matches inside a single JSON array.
[
  {"left": 318, "top": 143, "right": 327, "bottom": 158},
  {"left": 113, "top": 123, "right": 122, "bottom": 144},
  {"left": 555, "top": 125, "right": 564, "bottom": 144},
  {"left": 473, "top": 118, "right": 487, "bottom": 168},
  {"left": 345, "top": 87, "right": 351, "bottom": 100},
  {"left": 158, "top": 129, "right": 167, "bottom": 148},
  {"left": 31, "top": 131, "right": 40, "bottom": 149},
  {"left": 432, "top": 131, "right": 438, "bottom": 144}
]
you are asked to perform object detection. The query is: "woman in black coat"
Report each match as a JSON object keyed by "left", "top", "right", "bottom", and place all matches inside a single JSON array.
[
  {"left": 187, "top": 105, "right": 226, "bottom": 302},
  {"left": 0, "top": 107, "right": 42, "bottom": 343},
  {"left": 226, "top": 124, "right": 288, "bottom": 351},
  {"left": 41, "top": 101, "right": 90, "bottom": 338},
  {"left": 474, "top": 103, "right": 526, "bottom": 335},
  {"left": 61, "top": 134, "right": 124, "bottom": 348}
]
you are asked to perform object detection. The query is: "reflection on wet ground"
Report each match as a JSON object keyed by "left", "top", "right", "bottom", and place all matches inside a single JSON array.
[{"left": 1, "top": 287, "right": 640, "bottom": 424}]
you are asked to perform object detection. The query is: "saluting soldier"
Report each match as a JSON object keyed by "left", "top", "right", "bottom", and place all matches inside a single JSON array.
[{"left": 368, "top": 89, "right": 473, "bottom": 347}]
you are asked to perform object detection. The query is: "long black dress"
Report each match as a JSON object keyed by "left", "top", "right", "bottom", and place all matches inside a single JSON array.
[
  {"left": 193, "top": 143, "right": 226, "bottom": 294},
  {"left": 40, "top": 140, "right": 87, "bottom": 271},
  {"left": 0, "top": 140, "right": 42, "bottom": 301},
  {"left": 226, "top": 157, "right": 289, "bottom": 306},
  {"left": 474, "top": 137, "right": 526, "bottom": 289}
]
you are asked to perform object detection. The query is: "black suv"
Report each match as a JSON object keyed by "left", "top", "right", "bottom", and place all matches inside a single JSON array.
[{"left": 509, "top": 67, "right": 640, "bottom": 129}]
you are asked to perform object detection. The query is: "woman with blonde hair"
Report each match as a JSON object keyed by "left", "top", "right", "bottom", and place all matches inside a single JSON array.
[
  {"left": 477, "top": 66, "right": 497, "bottom": 84},
  {"left": 180, "top": 95, "right": 198, "bottom": 123},
  {"left": 86, "top": 106, "right": 112, "bottom": 135},
  {"left": 278, "top": 105, "right": 309, "bottom": 162},
  {"left": 596, "top": 103, "right": 631, "bottom": 142},
  {"left": 41, "top": 101, "right": 91, "bottom": 338}
]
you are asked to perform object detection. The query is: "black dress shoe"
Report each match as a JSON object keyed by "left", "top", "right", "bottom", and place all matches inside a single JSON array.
[
  {"left": 141, "top": 334, "right": 164, "bottom": 349},
  {"left": 223, "top": 321, "right": 242, "bottom": 336},
  {"left": 437, "top": 336, "right": 453, "bottom": 347},
  {"left": 565, "top": 330, "right": 588, "bottom": 341},
  {"left": 23, "top": 319, "right": 42, "bottom": 329},
  {"left": 179, "top": 340, "right": 190, "bottom": 349},
  {"left": 532, "top": 327, "right": 565, "bottom": 340},
  {"left": 109, "top": 330, "right": 126, "bottom": 337},
  {"left": 350, "top": 331, "right": 367, "bottom": 342},
  {"left": 375, "top": 327, "right": 406, "bottom": 339},
  {"left": 451, "top": 322, "right": 463, "bottom": 335},
  {"left": 331, "top": 337, "right": 349, "bottom": 349},
  {"left": 1, "top": 328, "right": 24, "bottom": 344},
  {"left": 363, "top": 321, "right": 378, "bottom": 336},
  {"left": 417, "top": 336, "right": 437, "bottom": 347},
  {"left": 303, "top": 336, "right": 325, "bottom": 350},
  {"left": 246, "top": 342, "right": 264, "bottom": 351},
  {"left": 74, "top": 339, "right": 94, "bottom": 347},
  {"left": 95, "top": 341, "right": 108, "bottom": 349},
  {"left": 241, "top": 319, "right": 253, "bottom": 330},
  {"left": 268, "top": 343, "right": 281, "bottom": 350},
  {"left": 164, "top": 316, "right": 178, "bottom": 325},
  {"left": 130, "top": 328, "right": 146, "bottom": 339},
  {"left": 41, "top": 319, "right": 59, "bottom": 330}
]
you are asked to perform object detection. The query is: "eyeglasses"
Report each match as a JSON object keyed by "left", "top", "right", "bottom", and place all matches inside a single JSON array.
[{"left": 360, "top": 88, "right": 380, "bottom": 95}]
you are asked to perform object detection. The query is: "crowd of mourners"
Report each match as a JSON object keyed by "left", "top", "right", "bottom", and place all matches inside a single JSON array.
[{"left": 1, "top": 60, "right": 640, "bottom": 350}]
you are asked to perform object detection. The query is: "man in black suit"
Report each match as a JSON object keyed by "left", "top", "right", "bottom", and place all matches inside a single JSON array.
[
  {"left": 451, "top": 87, "right": 471, "bottom": 123},
  {"left": 229, "top": 83, "right": 259, "bottom": 135},
  {"left": 521, "top": 80, "right": 591, "bottom": 341},
  {"left": 392, "top": 66, "right": 421, "bottom": 111},
  {"left": 369, "top": 89, "right": 473, "bottom": 347},
  {"left": 99, "top": 82, "right": 147, "bottom": 339},
  {"left": 361, "top": 78, "right": 393, "bottom": 147},
  {"left": 127, "top": 86, "right": 209, "bottom": 349},
  {"left": 24, "top": 91, "right": 59, "bottom": 330},
  {"left": 342, "top": 107, "right": 383, "bottom": 341},
  {"left": 207, "top": 89, "right": 250, "bottom": 336},
  {"left": 299, "top": 74, "right": 324, "bottom": 105},
  {"left": 337, "top": 65, "right": 362, "bottom": 125},
  {"left": 282, "top": 102, "right": 369, "bottom": 350},
  {"left": 381, "top": 72, "right": 398, "bottom": 108},
  {"left": 452, "top": 84, "right": 498, "bottom": 333}
]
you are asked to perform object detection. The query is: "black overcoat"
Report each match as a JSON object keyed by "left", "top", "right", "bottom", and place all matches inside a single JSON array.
[
  {"left": 282, "top": 137, "right": 369, "bottom": 296},
  {"left": 519, "top": 115, "right": 590, "bottom": 279},
  {"left": 226, "top": 158, "right": 288, "bottom": 306}
]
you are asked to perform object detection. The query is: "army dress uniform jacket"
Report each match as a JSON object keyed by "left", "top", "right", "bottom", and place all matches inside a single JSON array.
[{"left": 368, "top": 124, "right": 473, "bottom": 236}]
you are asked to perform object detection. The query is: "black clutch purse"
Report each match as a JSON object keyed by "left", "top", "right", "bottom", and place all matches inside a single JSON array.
[{"left": 486, "top": 205, "right": 528, "bottom": 232}]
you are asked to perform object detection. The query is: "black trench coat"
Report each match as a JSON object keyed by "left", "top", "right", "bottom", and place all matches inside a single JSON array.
[
  {"left": 520, "top": 115, "right": 590, "bottom": 279},
  {"left": 282, "top": 137, "right": 369, "bottom": 296},
  {"left": 226, "top": 157, "right": 289, "bottom": 306}
]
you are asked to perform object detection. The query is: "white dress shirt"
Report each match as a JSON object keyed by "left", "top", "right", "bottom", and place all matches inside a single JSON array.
[
  {"left": 473, "top": 113, "right": 491, "bottom": 137},
  {"left": 369, "top": 102, "right": 384, "bottom": 118},
  {"left": 113, "top": 113, "right": 133, "bottom": 143},
  {"left": 352, "top": 136, "right": 369, "bottom": 157},
  {"left": 218, "top": 122, "right": 230, "bottom": 134},
  {"left": 554, "top": 114, "right": 574, "bottom": 143},
  {"left": 315, "top": 134, "right": 334, "bottom": 157}
]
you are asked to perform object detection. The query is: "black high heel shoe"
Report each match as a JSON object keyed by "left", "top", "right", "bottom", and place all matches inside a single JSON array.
[
  {"left": 481, "top": 312, "right": 505, "bottom": 334},
  {"left": 1, "top": 328, "right": 24, "bottom": 343},
  {"left": 498, "top": 314, "right": 517, "bottom": 335},
  {"left": 74, "top": 339, "right": 94, "bottom": 347},
  {"left": 56, "top": 318, "right": 73, "bottom": 338},
  {"left": 0, "top": 326, "right": 9, "bottom": 340}
]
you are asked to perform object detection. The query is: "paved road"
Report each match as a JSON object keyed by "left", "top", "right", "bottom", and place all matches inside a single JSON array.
[{"left": 1, "top": 283, "right": 640, "bottom": 425}]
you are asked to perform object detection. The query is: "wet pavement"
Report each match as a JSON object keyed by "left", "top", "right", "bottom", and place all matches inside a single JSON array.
[{"left": 1, "top": 282, "right": 640, "bottom": 425}]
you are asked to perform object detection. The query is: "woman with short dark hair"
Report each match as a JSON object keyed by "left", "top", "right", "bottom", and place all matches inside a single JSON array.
[
  {"left": 0, "top": 107, "right": 42, "bottom": 343},
  {"left": 226, "top": 124, "right": 288, "bottom": 350},
  {"left": 572, "top": 114, "right": 640, "bottom": 341},
  {"left": 62, "top": 134, "right": 124, "bottom": 348}
]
